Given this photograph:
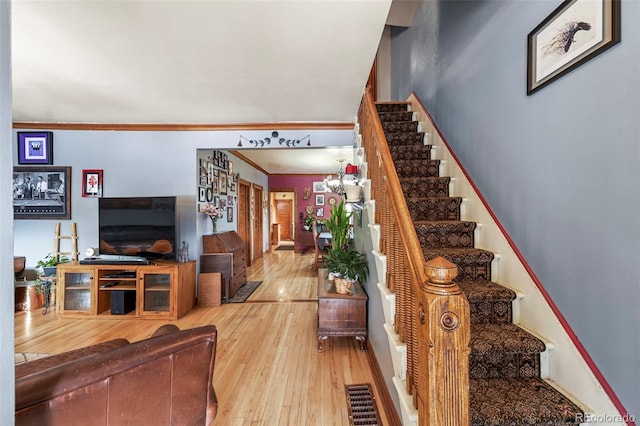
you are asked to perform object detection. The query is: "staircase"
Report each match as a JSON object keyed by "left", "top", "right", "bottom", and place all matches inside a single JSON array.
[{"left": 373, "top": 102, "right": 584, "bottom": 425}]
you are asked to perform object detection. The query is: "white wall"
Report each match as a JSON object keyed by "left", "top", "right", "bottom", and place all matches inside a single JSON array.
[{"left": 1, "top": 1, "right": 15, "bottom": 422}]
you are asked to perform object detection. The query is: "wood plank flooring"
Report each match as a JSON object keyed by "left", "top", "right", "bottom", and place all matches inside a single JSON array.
[{"left": 14, "top": 248, "right": 395, "bottom": 425}]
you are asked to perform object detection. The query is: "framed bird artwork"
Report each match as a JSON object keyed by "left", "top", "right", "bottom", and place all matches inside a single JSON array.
[{"left": 526, "top": 0, "right": 620, "bottom": 95}]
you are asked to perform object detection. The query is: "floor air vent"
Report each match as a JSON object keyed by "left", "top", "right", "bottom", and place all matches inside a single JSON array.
[{"left": 345, "top": 383, "right": 382, "bottom": 425}]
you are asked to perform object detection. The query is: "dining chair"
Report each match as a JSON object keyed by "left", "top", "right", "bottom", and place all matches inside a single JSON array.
[{"left": 312, "top": 220, "right": 327, "bottom": 270}]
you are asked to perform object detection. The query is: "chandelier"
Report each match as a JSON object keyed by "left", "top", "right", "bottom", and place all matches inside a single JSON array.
[{"left": 324, "top": 160, "right": 359, "bottom": 196}]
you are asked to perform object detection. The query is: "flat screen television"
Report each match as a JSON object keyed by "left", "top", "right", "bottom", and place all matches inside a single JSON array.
[{"left": 98, "top": 196, "right": 177, "bottom": 260}]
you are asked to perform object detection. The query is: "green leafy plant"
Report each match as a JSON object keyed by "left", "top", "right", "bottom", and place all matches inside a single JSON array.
[
  {"left": 36, "top": 253, "right": 70, "bottom": 269},
  {"left": 323, "top": 199, "right": 352, "bottom": 250},
  {"left": 324, "top": 246, "right": 369, "bottom": 282},
  {"left": 303, "top": 213, "right": 317, "bottom": 231}
]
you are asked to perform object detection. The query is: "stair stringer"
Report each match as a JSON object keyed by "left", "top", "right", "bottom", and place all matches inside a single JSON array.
[{"left": 406, "top": 94, "right": 621, "bottom": 420}]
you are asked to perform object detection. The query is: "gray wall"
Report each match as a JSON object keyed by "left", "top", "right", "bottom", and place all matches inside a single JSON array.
[
  {"left": 390, "top": 0, "right": 639, "bottom": 418},
  {"left": 1, "top": 1, "right": 15, "bottom": 422}
]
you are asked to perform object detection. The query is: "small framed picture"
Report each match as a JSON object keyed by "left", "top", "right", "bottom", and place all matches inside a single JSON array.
[
  {"left": 315, "top": 194, "right": 325, "bottom": 206},
  {"left": 228, "top": 160, "right": 233, "bottom": 174},
  {"left": 219, "top": 171, "right": 228, "bottom": 195},
  {"left": 227, "top": 206, "right": 233, "bottom": 222},
  {"left": 316, "top": 207, "right": 324, "bottom": 217},
  {"left": 313, "top": 181, "right": 325, "bottom": 193},
  {"left": 17, "top": 132, "right": 54, "bottom": 165},
  {"left": 82, "top": 169, "right": 103, "bottom": 198},
  {"left": 198, "top": 187, "right": 206, "bottom": 202}
]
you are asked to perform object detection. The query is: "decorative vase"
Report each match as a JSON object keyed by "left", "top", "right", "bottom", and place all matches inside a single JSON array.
[
  {"left": 334, "top": 277, "right": 352, "bottom": 294},
  {"left": 210, "top": 217, "right": 217, "bottom": 234}
]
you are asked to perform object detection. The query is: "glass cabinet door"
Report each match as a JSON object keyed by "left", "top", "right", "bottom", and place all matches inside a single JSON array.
[
  {"left": 140, "top": 270, "right": 173, "bottom": 315},
  {"left": 60, "top": 269, "right": 93, "bottom": 314}
]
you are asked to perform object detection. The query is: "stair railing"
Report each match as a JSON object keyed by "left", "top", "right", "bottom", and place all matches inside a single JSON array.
[{"left": 358, "top": 88, "right": 471, "bottom": 425}]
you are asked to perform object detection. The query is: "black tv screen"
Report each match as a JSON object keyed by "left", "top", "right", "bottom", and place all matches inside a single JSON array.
[{"left": 98, "top": 196, "right": 177, "bottom": 260}]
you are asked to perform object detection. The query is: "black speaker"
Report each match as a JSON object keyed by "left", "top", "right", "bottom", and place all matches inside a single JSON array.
[{"left": 111, "top": 290, "right": 136, "bottom": 315}]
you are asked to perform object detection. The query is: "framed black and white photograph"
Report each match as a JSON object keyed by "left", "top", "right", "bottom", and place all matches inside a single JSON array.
[
  {"left": 313, "top": 181, "right": 325, "bottom": 193},
  {"left": 227, "top": 206, "right": 233, "bottom": 222},
  {"left": 17, "top": 132, "right": 54, "bottom": 165},
  {"left": 316, "top": 207, "right": 324, "bottom": 217},
  {"left": 198, "top": 187, "right": 206, "bottom": 202},
  {"left": 13, "top": 166, "right": 71, "bottom": 220},
  {"left": 315, "top": 194, "right": 325, "bottom": 206},
  {"left": 219, "top": 171, "right": 227, "bottom": 195},
  {"left": 527, "top": 0, "right": 620, "bottom": 95}
]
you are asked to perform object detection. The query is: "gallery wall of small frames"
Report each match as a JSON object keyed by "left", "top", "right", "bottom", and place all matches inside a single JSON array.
[{"left": 197, "top": 150, "right": 239, "bottom": 222}]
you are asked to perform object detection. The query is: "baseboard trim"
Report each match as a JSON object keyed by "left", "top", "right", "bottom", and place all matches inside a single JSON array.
[{"left": 365, "top": 340, "right": 402, "bottom": 426}]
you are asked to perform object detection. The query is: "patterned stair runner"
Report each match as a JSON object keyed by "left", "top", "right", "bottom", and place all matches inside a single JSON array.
[{"left": 376, "top": 102, "right": 584, "bottom": 425}]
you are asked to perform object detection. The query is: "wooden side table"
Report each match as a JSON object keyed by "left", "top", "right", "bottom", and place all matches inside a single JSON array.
[{"left": 317, "top": 278, "right": 367, "bottom": 352}]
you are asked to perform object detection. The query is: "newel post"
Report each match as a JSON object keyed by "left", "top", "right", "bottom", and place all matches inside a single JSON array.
[{"left": 416, "top": 256, "right": 470, "bottom": 426}]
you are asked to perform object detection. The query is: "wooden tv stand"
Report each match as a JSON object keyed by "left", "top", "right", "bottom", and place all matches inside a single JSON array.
[{"left": 56, "top": 260, "right": 195, "bottom": 319}]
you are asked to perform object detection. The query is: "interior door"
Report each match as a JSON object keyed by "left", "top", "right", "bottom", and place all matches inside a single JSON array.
[
  {"left": 253, "top": 185, "right": 264, "bottom": 261},
  {"left": 276, "top": 200, "right": 292, "bottom": 241},
  {"left": 238, "top": 179, "right": 252, "bottom": 266}
]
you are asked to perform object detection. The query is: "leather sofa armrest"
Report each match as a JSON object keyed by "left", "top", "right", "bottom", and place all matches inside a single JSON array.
[{"left": 15, "top": 338, "right": 130, "bottom": 379}]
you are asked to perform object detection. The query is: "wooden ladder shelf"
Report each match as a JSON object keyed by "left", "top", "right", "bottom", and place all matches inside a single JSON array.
[{"left": 54, "top": 222, "right": 79, "bottom": 262}]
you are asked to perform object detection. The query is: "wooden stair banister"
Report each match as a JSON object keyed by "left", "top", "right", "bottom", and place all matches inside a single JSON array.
[{"left": 358, "top": 88, "right": 470, "bottom": 425}]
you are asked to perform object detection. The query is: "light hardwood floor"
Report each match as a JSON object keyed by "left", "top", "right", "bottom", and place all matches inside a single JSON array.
[{"left": 15, "top": 248, "right": 395, "bottom": 425}]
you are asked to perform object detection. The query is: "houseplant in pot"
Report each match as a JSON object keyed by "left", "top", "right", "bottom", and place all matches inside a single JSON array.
[
  {"left": 323, "top": 246, "right": 369, "bottom": 294},
  {"left": 36, "top": 253, "right": 70, "bottom": 277},
  {"left": 323, "top": 199, "right": 352, "bottom": 250}
]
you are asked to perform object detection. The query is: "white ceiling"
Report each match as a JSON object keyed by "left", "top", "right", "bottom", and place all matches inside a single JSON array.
[{"left": 11, "top": 0, "right": 417, "bottom": 174}]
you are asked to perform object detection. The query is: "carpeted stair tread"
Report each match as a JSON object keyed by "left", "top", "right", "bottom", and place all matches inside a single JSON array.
[
  {"left": 458, "top": 280, "right": 516, "bottom": 325},
  {"left": 415, "top": 220, "right": 476, "bottom": 248},
  {"left": 378, "top": 111, "right": 414, "bottom": 122},
  {"left": 471, "top": 324, "right": 546, "bottom": 357},
  {"left": 406, "top": 197, "right": 462, "bottom": 221},
  {"left": 470, "top": 324, "right": 546, "bottom": 379},
  {"left": 385, "top": 132, "right": 427, "bottom": 146},
  {"left": 399, "top": 176, "right": 450, "bottom": 198},
  {"left": 470, "top": 378, "right": 583, "bottom": 425},
  {"left": 388, "top": 144, "right": 433, "bottom": 162},
  {"left": 375, "top": 102, "right": 410, "bottom": 113},
  {"left": 382, "top": 121, "right": 418, "bottom": 134},
  {"left": 423, "top": 247, "right": 494, "bottom": 281},
  {"left": 395, "top": 159, "right": 440, "bottom": 178}
]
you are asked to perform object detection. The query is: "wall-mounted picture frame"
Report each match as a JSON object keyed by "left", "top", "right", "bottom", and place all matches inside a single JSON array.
[
  {"left": 198, "top": 187, "right": 206, "bottom": 202},
  {"left": 13, "top": 166, "right": 71, "bottom": 220},
  {"left": 313, "top": 181, "right": 326, "bottom": 193},
  {"left": 227, "top": 206, "right": 233, "bottom": 222},
  {"left": 316, "top": 207, "right": 324, "bottom": 217},
  {"left": 219, "top": 171, "right": 228, "bottom": 195},
  {"left": 527, "top": 0, "right": 620, "bottom": 95},
  {"left": 17, "top": 131, "right": 54, "bottom": 165},
  {"left": 315, "top": 194, "right": 325, "bottom": 206},
  {"left": 82, "top": 169, "right": 103, "bottom": 198}
]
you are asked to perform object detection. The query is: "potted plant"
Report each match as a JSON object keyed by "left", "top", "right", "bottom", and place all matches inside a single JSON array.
[
  {"left": 323, "top": 246, "right": 369, "bottom": 294},
  {"left": 36, "top": 253, "right": 70, "bottom": 277},
  {"left": 323, "top": 199, "right": 352, "bottom": 250}
]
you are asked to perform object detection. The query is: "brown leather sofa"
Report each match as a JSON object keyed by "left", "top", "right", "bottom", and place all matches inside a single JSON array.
[{"left": 16, "top": 324, "right": 218, "bottom": 425}]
